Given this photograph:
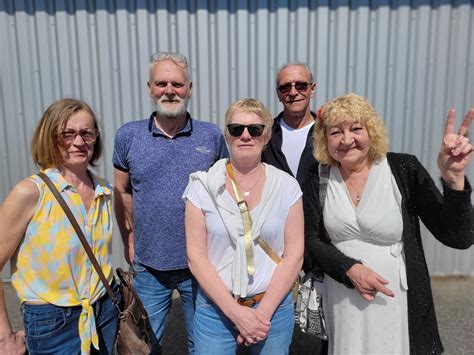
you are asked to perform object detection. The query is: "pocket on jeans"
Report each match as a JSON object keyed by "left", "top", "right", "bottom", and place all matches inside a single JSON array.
[
  {"left": 279, "top": 291, "right": 294, "bottom": 308},
  {"left": 24, "top": 307, "right": 67, "bottom": 338},
  {"left": 195, "top": 289, "right": 216, "bottom": 309}
]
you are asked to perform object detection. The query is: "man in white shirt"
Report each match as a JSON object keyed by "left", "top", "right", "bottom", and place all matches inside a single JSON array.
[
  {"left": 263, "top": 62, "right": 328, "bottom": 355},
  {"left": 262, "top": 62, "right": 317, "bottom": 186}
]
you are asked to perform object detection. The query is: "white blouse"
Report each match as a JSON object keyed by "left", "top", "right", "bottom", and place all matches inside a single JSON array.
[{"left": 184, "top": 162, "right": 301, "bottom": 297}]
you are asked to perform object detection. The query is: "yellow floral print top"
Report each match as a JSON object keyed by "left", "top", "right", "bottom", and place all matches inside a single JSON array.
[{"left": 11, "top": 168, "right": 114, "bottom": 354}]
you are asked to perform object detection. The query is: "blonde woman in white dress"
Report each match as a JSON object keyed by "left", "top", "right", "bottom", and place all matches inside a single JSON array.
[{"left": 303, "top": 93, "right": 473, "bottom": 354}]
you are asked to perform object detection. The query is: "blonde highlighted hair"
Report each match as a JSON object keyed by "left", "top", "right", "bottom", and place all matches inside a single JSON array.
[
  {"left": 313, "top": 93, "right": 389, "bottom": 165},
  {"left": 31, "top": 98, "right": 102, "bottom": 169},
  {"left": 225, "top": 98, "right": 273, "bottom": 140}
]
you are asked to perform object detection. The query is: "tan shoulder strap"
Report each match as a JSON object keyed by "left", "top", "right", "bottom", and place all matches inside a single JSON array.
[
  {"left": 226, "top": 161, "right": 255, "bottom": 275},
  {"left": 225, "top": 162, "right": 282, "bottom": 267},
  {"left": 255, "top": 237, "right": 282, "bottom": 264}
]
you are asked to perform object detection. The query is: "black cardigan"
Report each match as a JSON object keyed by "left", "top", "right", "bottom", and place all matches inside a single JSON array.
[
  {"left": 303, "top": 152, "right": 473, "bottom": 354},
  {"left": 261, "top": 111, "right": 317, "bottom": 186}
]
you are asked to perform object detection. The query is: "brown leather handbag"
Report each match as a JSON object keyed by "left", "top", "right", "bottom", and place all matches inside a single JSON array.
[
  {"left": 115, "top": 267, "right": 153, "bottom": 354},
  {"left": 38, "top": 172, "right": 153, "bottom": 355}
]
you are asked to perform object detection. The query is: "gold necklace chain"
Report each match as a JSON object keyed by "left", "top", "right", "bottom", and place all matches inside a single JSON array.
[{"left": 235, "top": 165, "right": 263, "bottom": 197}]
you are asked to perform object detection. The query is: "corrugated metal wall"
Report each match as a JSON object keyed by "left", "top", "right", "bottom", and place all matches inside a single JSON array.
[{"left": 1, "top": 0, "right": 473, "bottom": 277}]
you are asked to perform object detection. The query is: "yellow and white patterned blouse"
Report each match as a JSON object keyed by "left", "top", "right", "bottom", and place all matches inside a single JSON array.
[{"left": 11, "top": 168, "right": 114, "bottom": 354}]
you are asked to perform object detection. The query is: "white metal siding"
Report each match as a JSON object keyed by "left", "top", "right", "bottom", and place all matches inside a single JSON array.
[{"left": 1, "top": 0, "right": 472, "bottom": 277}]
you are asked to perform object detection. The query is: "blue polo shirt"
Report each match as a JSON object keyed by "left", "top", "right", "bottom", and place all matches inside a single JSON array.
[{"left": 113, "top": 112, "right": 228, "bottom": 270}]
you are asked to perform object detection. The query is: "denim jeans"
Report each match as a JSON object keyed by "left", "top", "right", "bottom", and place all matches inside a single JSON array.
[
  {"left": 23, "top": 282, "right": 120, "bottom": 355},
  {"left": 132, "top": 262, "right": 197, "bottom": 354},
  {"left": 194, "top": 288, "right": 295, "bottom": 354}
]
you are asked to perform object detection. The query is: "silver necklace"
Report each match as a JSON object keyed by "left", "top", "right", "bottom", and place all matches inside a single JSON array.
[{"left": 346, "top": 179, "right": 361, "bottom": 204}]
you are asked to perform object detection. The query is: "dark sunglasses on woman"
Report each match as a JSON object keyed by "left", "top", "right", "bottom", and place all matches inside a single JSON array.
[{"left": 227, "top": 124, "right": 265, "bottom": 137}]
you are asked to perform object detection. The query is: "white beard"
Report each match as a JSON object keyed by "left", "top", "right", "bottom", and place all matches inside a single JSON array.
[{"left": 155, "top": 96, "right": 189, "bottom": 118}]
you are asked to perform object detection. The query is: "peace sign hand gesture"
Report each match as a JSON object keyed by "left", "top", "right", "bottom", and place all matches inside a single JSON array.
[{"left": 437, "top": 109, "right": 473, "bottom": 190}]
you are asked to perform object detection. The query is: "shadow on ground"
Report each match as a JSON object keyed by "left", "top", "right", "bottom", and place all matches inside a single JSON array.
[{"left": 4, "top": 276, "right": 473, "bottom": 354}]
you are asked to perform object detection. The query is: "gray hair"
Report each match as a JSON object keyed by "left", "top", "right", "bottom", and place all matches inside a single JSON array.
[
  {"left": 149, "top": 52, "right": 190, "bottom": 80},
  {"left": 276, "top": 62, "right": 314, "bottom": 86}
]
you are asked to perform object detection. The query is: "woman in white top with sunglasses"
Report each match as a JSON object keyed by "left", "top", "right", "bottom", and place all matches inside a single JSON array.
[{"left": 183, "top": 98, "right": 304, "bottom": 354}]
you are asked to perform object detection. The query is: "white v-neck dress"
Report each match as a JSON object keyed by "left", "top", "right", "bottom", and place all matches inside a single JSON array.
[{"left": 323, "top": 158, "right": 410, "bottom": 355}]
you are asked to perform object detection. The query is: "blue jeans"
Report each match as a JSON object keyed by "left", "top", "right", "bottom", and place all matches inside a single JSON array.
[
  {"left": 23, "top": 282, "right": 120, "bottom": 355},
  {"left": 194, "top": 288, "right": 295, "bottom": 354},
  {"left": 133, "top": 262, "right": 197, "bottom": 354}
]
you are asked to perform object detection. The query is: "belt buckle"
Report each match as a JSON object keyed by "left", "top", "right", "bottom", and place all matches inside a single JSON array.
[{"left": 238, "top": 296, "right": 256, "bottom": 307}]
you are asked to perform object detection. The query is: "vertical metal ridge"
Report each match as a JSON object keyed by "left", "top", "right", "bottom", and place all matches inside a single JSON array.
[{"left": 1, "top": 1, "right": 472, "bottom": 274}]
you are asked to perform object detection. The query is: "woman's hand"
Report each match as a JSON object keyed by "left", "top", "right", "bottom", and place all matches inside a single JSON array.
[
  {"left": 437, "top": 109, "right": 473, "bottom": 190},
  {"left": 233, "top": 306, "right": 270, "bottom": 346},
  {"left": 0, "top": 330, "right": 26, "bottom": 354},
  {"left": 346, "top": 263, "right": 395, "bottom": 301}
]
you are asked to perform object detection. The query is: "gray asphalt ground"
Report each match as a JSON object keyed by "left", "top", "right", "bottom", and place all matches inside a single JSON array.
[{"left": 4, "top": 276, "right": 473, "bottom": 354}]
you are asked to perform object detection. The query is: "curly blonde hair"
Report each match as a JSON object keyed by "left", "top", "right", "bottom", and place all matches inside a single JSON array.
[{"left": 313, "top": 93, "right": 389, "bottom": 165}]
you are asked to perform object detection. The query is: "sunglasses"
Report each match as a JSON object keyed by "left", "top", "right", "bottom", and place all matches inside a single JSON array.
[
  {"left": 277, "top": 81, "right": 313, "bottom": 94},
  {"left": 227, "top": 124, "right": 265, "bottom": 137}
]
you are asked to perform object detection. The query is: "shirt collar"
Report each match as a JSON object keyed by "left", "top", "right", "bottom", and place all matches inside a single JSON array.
[
  {"left": 42, "top": 168, "right": 112, "bottom": 196},
  {"left": 148, "top": 111, "right": 193, "bottom": 138},
  {"left": 277, "top": 110, "right": 317, "bottom": 125}
]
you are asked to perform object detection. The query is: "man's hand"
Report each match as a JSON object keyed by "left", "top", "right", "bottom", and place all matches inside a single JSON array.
[{"left": 125, "top": 235, "right": 135, "bottom": 264}]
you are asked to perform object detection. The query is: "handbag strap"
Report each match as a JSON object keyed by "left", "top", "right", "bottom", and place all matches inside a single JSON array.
[
  {"left": 318, "top": 164, "right": 330, "bottom": 211},
  {"left": 37, "top": 172, "right": 118, "bottom": 305},
  {"left": 313, "top": 164, "right": 330, "bottom": 282},
  {"left": 225, "top": 161, "right": 282, "bottom": 266},
  {"left": 255, "top": 236, "right": 282, "bottom": 264},
  {"left": 225, "top": 161, "right": 256, "bottom": 275}
]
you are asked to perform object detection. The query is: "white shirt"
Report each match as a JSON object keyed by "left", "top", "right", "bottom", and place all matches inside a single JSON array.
[
  {"left": 184, "top": 161, "right": 301, "bottom": 296},
  {"left": 280, "top": 118, "right": 314, "bottom": 177}
]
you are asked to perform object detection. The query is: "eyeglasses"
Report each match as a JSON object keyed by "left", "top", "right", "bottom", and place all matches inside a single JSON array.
[
  {"left": 277, "top": 81, "right": 313, "bottom": 94},
  {"left": 227, "top": 124, "right": 265, "bottom": 137},
  {"left": 60, "top": 129, "right": 99, "bottom": 143}
]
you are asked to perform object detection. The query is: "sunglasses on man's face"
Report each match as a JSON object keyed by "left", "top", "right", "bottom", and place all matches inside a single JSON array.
[
  {"left": 277, "top": 81, "right": 313, "bottom": 94},
  {"left": 227, "top": 124, "right": 265, "bottom": 137}
]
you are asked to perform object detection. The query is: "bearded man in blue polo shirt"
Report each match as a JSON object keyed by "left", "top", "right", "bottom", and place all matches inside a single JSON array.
[{"left": 113, "top": 52, "right": 228, "bottom": 354}]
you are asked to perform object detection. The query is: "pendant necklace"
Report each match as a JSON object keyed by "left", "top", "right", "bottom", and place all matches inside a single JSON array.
[
  {"left": 340, "top": 163, "right": 371, "bottom": 207},
  {"left": 237, "top": 165, "right": 263, "bottom": 197},
  {"left": 345, "top": 179, "right": 361, "bottom": 205}
]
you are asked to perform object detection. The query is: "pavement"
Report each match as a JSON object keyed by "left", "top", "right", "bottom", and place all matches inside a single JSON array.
[{"left": 4, "top": 276, "right": 473, "bottom": 354}]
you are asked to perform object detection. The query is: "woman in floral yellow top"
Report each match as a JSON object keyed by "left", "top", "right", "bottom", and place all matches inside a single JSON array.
[{"left": 0, "top": 99, "right": 119, "bottom": 354}]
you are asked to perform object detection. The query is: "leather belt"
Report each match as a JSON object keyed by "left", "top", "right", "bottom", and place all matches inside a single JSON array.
[{"left": 237, "top": 291, "right": 266, "bottom": 307}]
